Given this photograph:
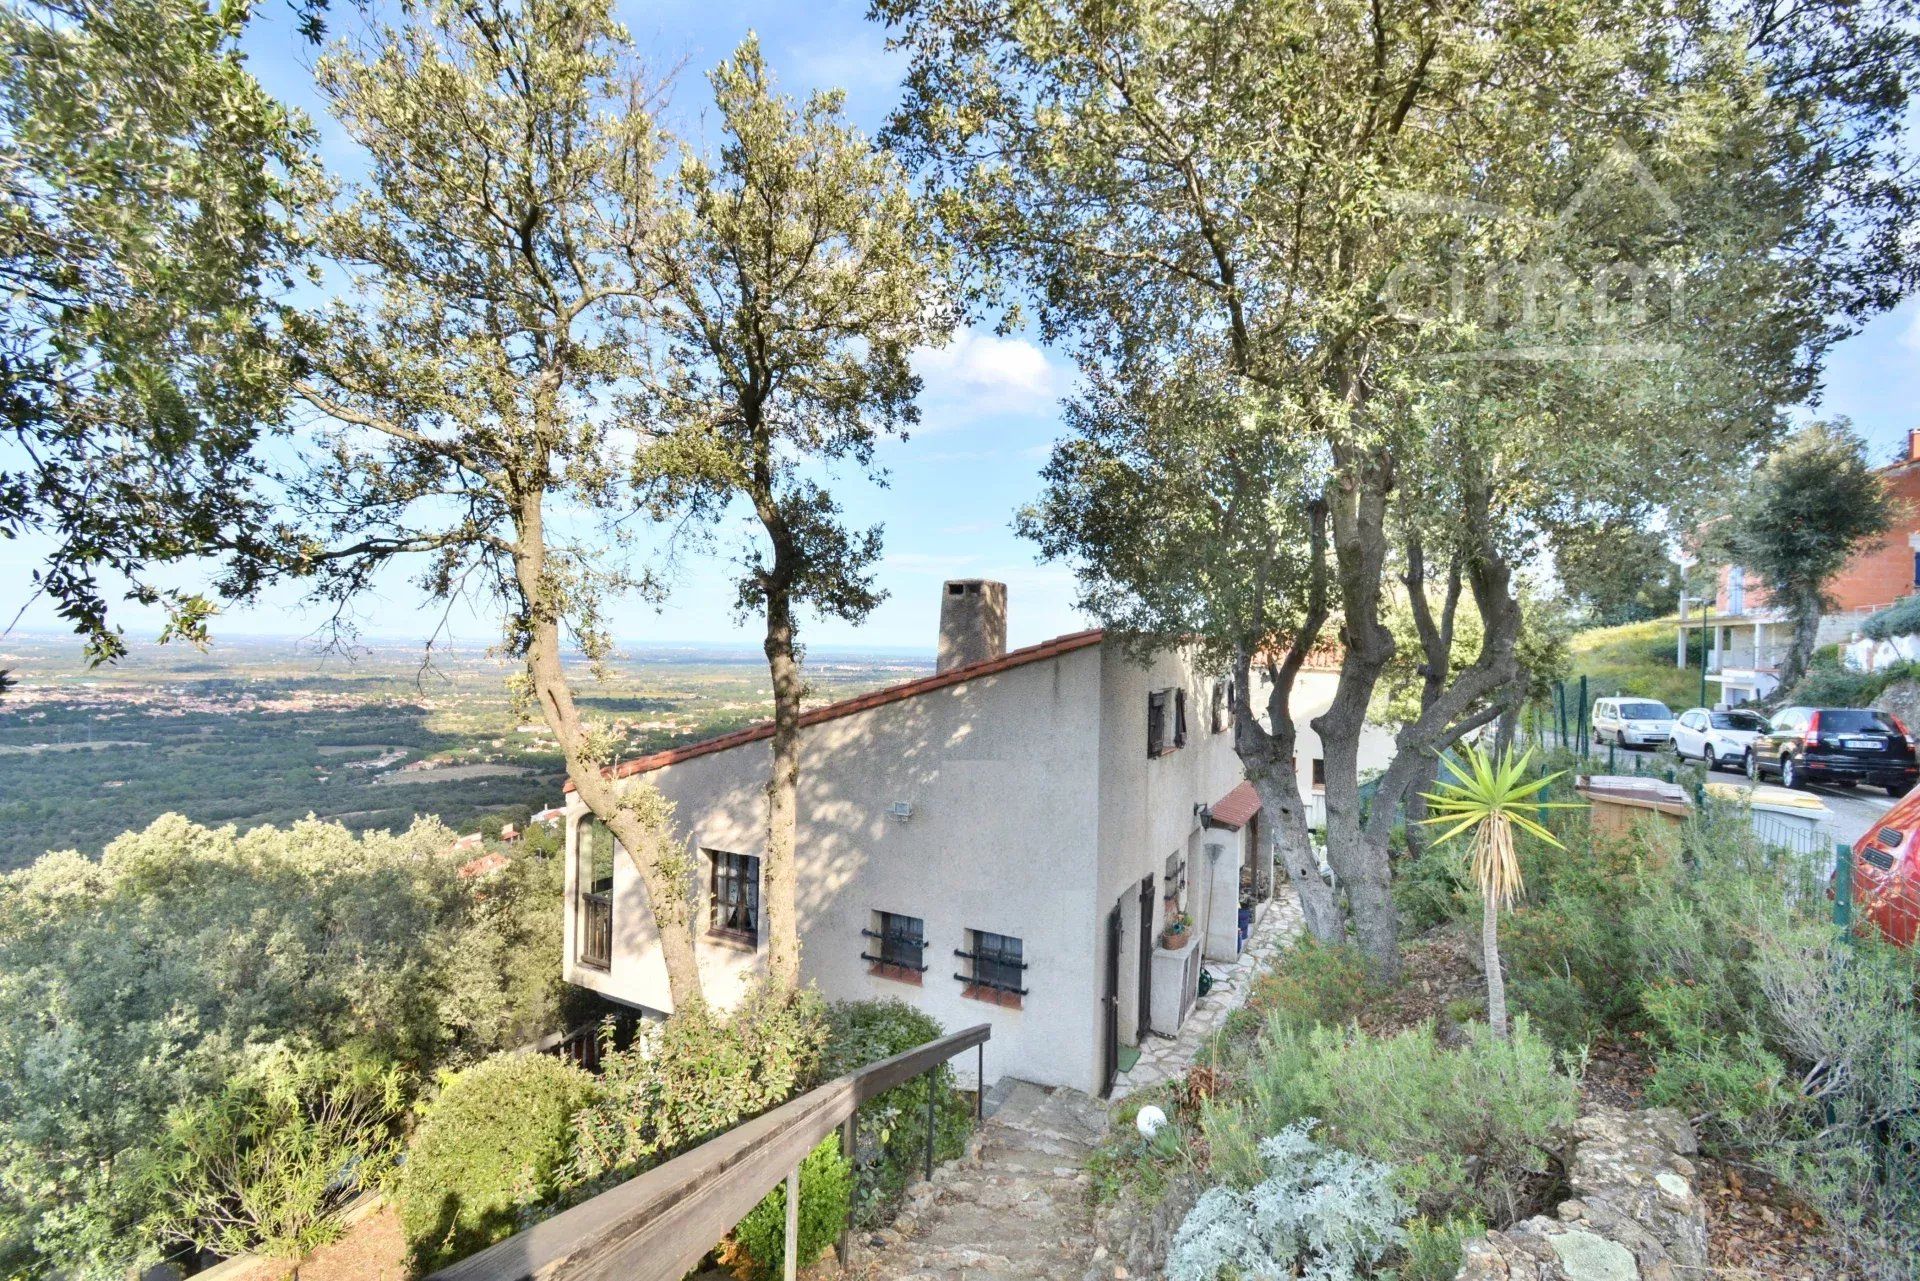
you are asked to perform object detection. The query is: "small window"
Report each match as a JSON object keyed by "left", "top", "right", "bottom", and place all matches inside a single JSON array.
[
  {"left": 709, "top": 851, "right": 760, "bottom": 946},
  {"left": 1174, "top": 687, "right": 1189, "bottom": 747},
  {"left": 1212, "top": 679, "right": 1232, "bottom": 733},
  {"left": 1311, "top": 758, "right": 1326, "bottom": 790},
  {"left": 956, "top": 928, "right": 1027, "bottom": 1001},
  {"left": 862, "top": 910, "right": 926, "bottom": 979}
]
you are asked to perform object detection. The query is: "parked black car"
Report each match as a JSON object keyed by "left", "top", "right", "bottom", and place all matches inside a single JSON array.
[{"left": 1745, "top": 706, "right": 1920, "bottom": 794}]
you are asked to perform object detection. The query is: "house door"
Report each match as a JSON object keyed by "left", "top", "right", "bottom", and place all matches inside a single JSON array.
[
  {"left": 1101, "top": 902, "right": 1122, "bottom": 1097},
  {"left": 1136, "top": 874, "right": 1155, "bottom": 1035}
]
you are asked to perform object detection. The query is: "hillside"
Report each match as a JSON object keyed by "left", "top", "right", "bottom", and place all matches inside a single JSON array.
[{"left": 1564, "top": 615, "right": 1703, "bottom": 712}]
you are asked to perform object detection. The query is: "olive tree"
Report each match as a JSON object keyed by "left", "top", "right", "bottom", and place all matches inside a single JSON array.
[
  {"left": 631, "top": 38, "right": 953, "bottom": 986},
  {"left": 288, "top": 0, "right": 713, "bottom": 1004},
  {"left": 1018, "top": 369, "right": 1344, "bottom": 942},
  {"left": 878, "top": 0, "right": 1920, "bottom": 975},
  {"left": 1, "top": 0, "right": 314, "bottom": 662},
  {"left": 1712, "top": 421, "right": 1896, "bottom": 694}
]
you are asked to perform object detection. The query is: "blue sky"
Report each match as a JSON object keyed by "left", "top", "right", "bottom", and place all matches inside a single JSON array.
[{"left": 6, "top": 0, "right": 1920, "bottom": 657}]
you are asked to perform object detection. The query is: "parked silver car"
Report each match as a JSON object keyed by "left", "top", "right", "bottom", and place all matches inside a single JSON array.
[{"left": 1591, "top": 697, "right": 1676, "bottom": 748}]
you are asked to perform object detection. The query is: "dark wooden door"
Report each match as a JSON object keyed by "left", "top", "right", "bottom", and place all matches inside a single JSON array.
[
  {"left": 1136, "top": 873, "right": 1155, "bottom": 1034},
  {"left": 1101, "top": 902, "right": 1122, "bottom": 1097}
]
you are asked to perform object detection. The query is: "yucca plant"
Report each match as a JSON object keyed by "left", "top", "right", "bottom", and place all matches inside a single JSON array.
[{"left": 1419, "top": 745, "right": 1583, "bottom": 1039}]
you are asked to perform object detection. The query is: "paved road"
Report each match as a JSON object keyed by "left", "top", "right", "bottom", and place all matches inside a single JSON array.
[{"left": 1687, "top": 758, "right": 1897, "bottom": 847}]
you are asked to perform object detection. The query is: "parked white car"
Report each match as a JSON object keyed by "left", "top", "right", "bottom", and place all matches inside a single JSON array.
[
  {"left": 1669, "top": 706, "right": 1769, "bottom": 771},
  {"left": 1591, "top": 697, "right": 1676, "bottom": 748}
]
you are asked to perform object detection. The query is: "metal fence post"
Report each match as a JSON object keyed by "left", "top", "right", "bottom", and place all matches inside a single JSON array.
[
  {"left": 782, "top": 1164, "right": 800, "bottom": 1281},
  {"left": 975, "top": 1043, "right": 985, "bottom": 1120},
  {"left": 1833, "top": 841, "right": 1854, "bottom": 939}
]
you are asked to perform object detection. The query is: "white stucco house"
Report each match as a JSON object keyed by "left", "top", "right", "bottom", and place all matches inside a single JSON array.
[{"left": 561, "top": 580, "right": 1392, "bottom": 1097}]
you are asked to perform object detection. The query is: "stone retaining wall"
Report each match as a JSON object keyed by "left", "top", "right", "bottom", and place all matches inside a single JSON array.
[{"left": 1456, "top": 1106, "right": 1705, "bottom": 1281}]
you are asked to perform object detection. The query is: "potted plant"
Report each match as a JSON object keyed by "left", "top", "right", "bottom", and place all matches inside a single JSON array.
[{"left": 1160, "top": 911, "right": 1192, "bottom": 950}]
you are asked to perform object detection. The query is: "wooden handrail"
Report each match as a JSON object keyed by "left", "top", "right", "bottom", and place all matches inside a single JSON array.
[{"left": 427, "top": 1022, "right": 991, "bottom": 1281}]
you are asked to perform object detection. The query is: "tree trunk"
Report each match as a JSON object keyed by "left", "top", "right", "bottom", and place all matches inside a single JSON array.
[
  {"left": 761, "top": 591, "right": 803, "bottom": 989},
  {"left": 1778, "top": 587, "right": 1822, "bottom": 697},
  {"left": 512, "top": 491, "right": 706, "bottom": 1009},
  {"left": 1229, "top": 500, "right": 1342, "bottom": 943},
  {"left": 1314, "top": 442, "right": 1404, "bottom": 979},
  {"left": 1482, "top": 885, "right": 1508, "bottom": 1040},
  {"left": 1247, "top": 763, "right": 1341, "bottom": 942}
]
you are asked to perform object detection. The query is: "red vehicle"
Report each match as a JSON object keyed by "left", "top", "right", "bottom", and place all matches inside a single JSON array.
[{"left": 1848, "top": 784, "right": 1920, "bottom": 947}]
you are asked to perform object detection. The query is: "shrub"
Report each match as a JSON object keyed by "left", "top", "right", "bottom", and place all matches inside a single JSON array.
[
  {"left": 1862, "top": 595, "right": 1920, "bottom": 641},
  {"left": 1168, "top": 1119, "right": 1408, "bottom": 1281},
  {"left": 725, "top": 1137, "right": 854, "bottom": 1281},
  {"left": 1396, "top": 1214, "right": 1486, "bottom": 1281},
  {"left": 1394, "top": 844, "right": 1468, "bottom": 936},
  {"left": 568, "top": 983, "right": 828, "bottom": 1188},
  {"left": 1204, "top": 1015, "right": 1577, "bottom": 1225},
  {"left": 397, "top": 1053, "right": 601, "bottom": 1272},
  {"left": 148, "top": 1044, "right": 406, "bottom": 1260},
  {"left": 0, "top": 815, "right": 568, "bottom": 1278},
  {"left": 819, "top": 1000, "right": 973, "bottom": 1227},
  {"left": 1246, "top": 938, "right": 1382, "bottom": 1031}
]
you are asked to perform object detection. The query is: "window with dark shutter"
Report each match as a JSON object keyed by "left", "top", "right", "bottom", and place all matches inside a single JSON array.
[
  {"left": 1147, "top": 690, "right": 1168, "bottom": 756},
  {"left": 1174, "top": 687, "right": 1188, "bottom": 747},
  {"left": 1212, "top": 679, "right": 1230, "bottom": 733}
]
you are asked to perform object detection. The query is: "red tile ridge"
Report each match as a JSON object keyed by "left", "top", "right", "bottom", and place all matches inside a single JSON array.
[{"left": 564, "top": 628, "right": 1107, "bottom": 790}]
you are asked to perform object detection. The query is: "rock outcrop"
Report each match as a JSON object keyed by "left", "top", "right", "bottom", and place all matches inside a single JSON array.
[{"left": 1456, "top": 1107, "right": 1705, "bottom": 1281}]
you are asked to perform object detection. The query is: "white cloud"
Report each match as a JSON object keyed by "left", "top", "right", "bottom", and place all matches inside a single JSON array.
[
  {"left": 914, "top": 330, "right": 1065, "bottom": 418},
  {"left": 1901, "top": 301, "right": 1920, "bottom": 351}
]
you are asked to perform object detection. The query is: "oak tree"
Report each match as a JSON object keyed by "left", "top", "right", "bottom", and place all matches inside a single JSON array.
[{"left": 632, "top": 38, "right": 952, "bottom": 987}]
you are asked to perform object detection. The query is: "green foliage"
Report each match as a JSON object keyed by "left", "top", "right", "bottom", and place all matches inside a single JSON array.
[
  {"left": 568, "top": 984, "right": 829, "bottom": 1188},
  {"left": 727, "top": 1137, "right": 854, "bottom": 1281},
  {"left": 1246, "top": 939, "right": 1383, "bottom": 1032},
  {"left": 0, "top": 814, "right": 567, "bottom": 1277},
  {"left": 1395, "top": 1214, "right": 1486, "bottom": 1281},
  {"left": 396, "top": 1053, "right": 602, "bottom": 1273},
  {"left": 1202, "top": 1017, "right": 1577, "bottom": 1225},
  {"left": 149, "top": 1045, "right": 406, "bottom": 1261},
  {"left": 1862, "top": 595, "right": 1920, "bottom": 642},
  {"left": 1556, "top": 524, "right": 1681, "bottom": 628},
  {"left": 0, "top": 0, "right": 315, "bottom": 659},
  {"left": 1393, "top": 847, "right": 1468, "bottom": 937},
  {"left": 821, "top": 1000, "right": 974, "bottom": 1226},
  {"left": 1562, "top": 616, "right": 1699, "bottom": 718},
  {"left": 1787, "top": 645, "right": 1920, "bottom": 711},
  {"left": 1708, "top": 421, "right": 1896, "bottom": 688},
  {"left": 1169, "top": 1120, "right": 1408, "bottom": 1281}
]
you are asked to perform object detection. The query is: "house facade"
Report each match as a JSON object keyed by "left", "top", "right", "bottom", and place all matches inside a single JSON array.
[
  {"left": 1676, "top": 428, "right": 1920, "bottom": 704},
  {"left": 560, "top": 580, "right": 1391, "bottom": 1097}
]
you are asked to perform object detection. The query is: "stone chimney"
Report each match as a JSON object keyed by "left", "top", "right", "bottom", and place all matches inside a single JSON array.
[
  {"left": 937, "top": 580, "right": 1008, "bottom": 673},
  {"left": 1908, "top": 427, "right": 1920, "bottom": 464}
]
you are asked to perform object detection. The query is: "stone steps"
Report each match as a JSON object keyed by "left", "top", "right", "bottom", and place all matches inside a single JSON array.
[{"left": 844, "top": 1079, "right": 1112, "bottom": 1281}]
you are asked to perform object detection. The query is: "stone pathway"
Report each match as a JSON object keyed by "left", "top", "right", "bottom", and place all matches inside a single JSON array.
[
  {"left": 844, "top": 1080, "right": 1111, "bottom": 1281},
  {"left": 1109, "top": 890, "right": 1303, "bottom": 1100}
]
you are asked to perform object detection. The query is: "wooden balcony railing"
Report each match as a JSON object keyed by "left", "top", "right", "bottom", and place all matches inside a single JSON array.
[
  {"left": 579, "top": 891, "right": 612, "bottom": 969},
  {"left": 426, "top": 1023, "right": 991, "bottom": 1281}
]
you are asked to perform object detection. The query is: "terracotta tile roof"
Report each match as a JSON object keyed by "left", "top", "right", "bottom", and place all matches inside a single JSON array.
[
  {"left": 1207, "top": 779, "right": 1262, "bottom": 830},
  {"left": 565, "top": 628, "right": 1107, "bottom": 790}
]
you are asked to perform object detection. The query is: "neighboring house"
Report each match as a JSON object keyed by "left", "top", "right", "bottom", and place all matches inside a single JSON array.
[
  {"left": 560, "top": 579, "right": 1392, "bottom": 1098},
  {"left": 1677, "top": 428, "right": 1920, "bottom": 705}
]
